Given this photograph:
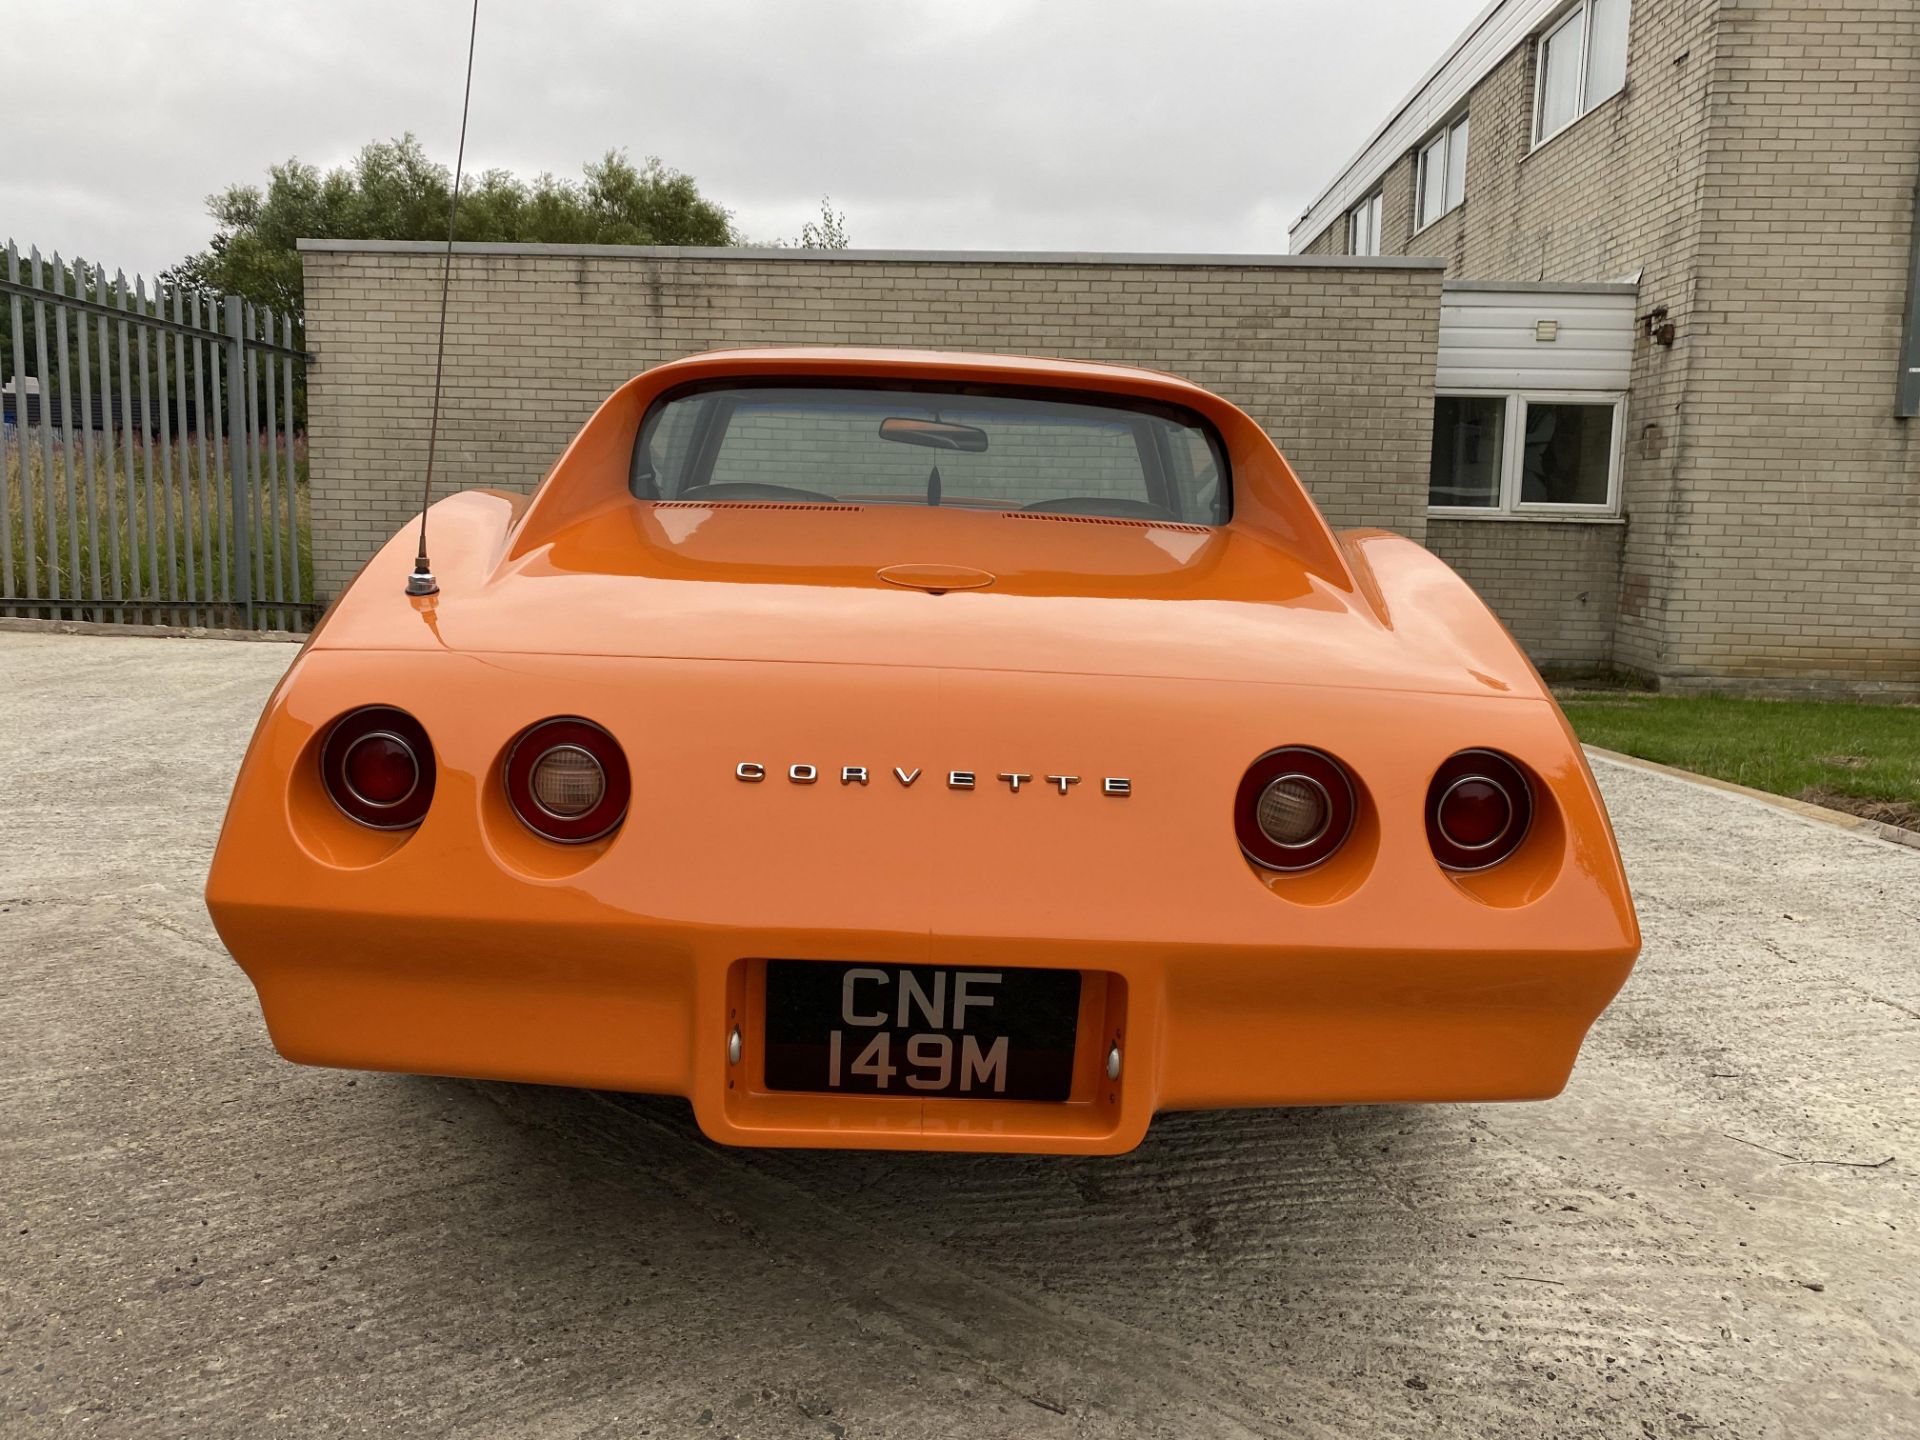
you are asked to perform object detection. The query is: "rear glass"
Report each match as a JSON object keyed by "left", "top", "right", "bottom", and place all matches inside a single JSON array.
[{"left": 632, "top": 383, "right": 1229, "bottom": 525}]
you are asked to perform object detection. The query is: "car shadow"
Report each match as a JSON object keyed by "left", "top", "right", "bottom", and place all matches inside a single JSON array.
[
  {"left": 395, "top": 1073, "right": 1459, "bottom": 1329},
  {"left": 303, "top": 1073, "right": 1481, "bottom": 1432}
]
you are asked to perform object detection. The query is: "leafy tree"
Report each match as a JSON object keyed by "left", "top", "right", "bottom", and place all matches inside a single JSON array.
[
  {"left": 166, "top": 135, "right": 741, "bottom": 318},
  {"left": 796, "top": 198, "right": 851, "bottom": 250}
]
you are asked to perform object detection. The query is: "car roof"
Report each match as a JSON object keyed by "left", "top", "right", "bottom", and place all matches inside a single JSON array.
[{"left": 646, "top": 346, "right": 1213, "bottom": 399}]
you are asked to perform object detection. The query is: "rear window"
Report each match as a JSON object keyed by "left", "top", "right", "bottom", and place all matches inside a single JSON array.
[{"left": 631, "top": 383, "right": 1229, "bottom": 524}]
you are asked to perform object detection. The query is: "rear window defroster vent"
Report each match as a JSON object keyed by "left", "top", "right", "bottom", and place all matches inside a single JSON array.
[
  {"left": 652, "top": 500, "right": 863, "bottom": 512},
  {"left": 1006, "top": 512, "right": 1213, "bottom": 534}
]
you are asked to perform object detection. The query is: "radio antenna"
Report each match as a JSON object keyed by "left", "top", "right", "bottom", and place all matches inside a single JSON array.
[{"left": 408, "top": 0, "right": 481, "bottom": 597}]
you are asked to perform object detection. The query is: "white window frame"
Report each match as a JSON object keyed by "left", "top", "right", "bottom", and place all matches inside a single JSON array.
[
  {"left": 1414, "top": 114, "right": 1469, "bottom": 232},
  {"left": 1347, "top": 189, "right": 1383, "bottom": 256},
  {"left": 1428, "top": 389, "right": 1626, "bottom": 518},
  {"left": 1532, "top": 0, "right": 1631, "bottom": 148}
]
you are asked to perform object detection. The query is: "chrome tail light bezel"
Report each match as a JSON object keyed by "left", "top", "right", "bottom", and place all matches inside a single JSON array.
[
  {"left": 319, "top": 705, "right": 437, "bottom": 830},
  {"left": 1426, "top": 748, "right": 1534, "bottom": 871},
  {"left": 1234, "top": 746, "right": 1358, "bottom": 872},
  {"left": 504, "top": 716, "right": 631, "bottom": 844}
]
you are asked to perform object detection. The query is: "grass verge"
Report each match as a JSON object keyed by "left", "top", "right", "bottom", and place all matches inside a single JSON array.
[{"left": 1559, "top": 691, "right": 1920, "bottom": 830}]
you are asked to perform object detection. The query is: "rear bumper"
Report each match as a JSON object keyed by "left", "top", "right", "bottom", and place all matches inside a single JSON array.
[
  {"left": 206, "top": 647, "right": 1639, "bottom": 1154},
  {"left": 212, "top": 900, "right": 1633, "bottom": 1155}
]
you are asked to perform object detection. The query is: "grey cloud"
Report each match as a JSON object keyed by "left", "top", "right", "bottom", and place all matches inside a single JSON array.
[{"left": 6, "top": 0, "right": 1480, "bottom": 275}]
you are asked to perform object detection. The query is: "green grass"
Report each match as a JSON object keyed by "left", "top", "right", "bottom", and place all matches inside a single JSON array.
[
  {"left": 2, "top": 427, "right": 311, "bottom": 626},
  {"left": 1559, "top": 690, "right": 1920, "bottom": 826}
]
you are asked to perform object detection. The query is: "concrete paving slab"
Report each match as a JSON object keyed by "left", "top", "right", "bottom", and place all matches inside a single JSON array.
[{"left": 2, "top": 631, "right": 1915, "bottom": 1438}]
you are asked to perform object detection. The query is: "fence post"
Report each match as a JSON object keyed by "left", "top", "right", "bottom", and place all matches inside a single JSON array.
[{"left": 224, "top": 294, "right": 253, "bottom": 627}]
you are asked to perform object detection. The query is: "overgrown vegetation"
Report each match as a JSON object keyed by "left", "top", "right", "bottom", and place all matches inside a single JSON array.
[
  {"left": 794, "top": 198, "right": 851, "bottom": 251},
  {"left": 3, "top": 429, "right": 310, "bottom": 625},
  {"left": 1560, "top": 690, "right": 1920, "bottom": 828}
]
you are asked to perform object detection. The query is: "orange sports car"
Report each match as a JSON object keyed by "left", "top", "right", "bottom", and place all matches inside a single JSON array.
[{"left": 206, "top": 347, "right": 1639, "bottom": 1154}]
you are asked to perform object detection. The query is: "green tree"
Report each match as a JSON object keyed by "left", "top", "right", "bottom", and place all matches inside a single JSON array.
[
  {"left": 166, "top": 135, "right": 740, "bottom": 318},
  {"left": 796, "top": 197, "right": 851, "bottom": 250}
]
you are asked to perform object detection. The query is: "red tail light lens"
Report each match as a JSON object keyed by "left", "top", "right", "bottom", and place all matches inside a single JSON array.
[
  {"left": 346, "top": 734, "right": 417, "bottom": 805},
  {"left": 320, "top": 706, "right": 435, "bottom": 829},
  {"left": 1427, "top": 749, "right": 1532, "bottom": 870},
  {"left": 1235, "top": 747, "right": 1357, "bottom": 871},
  {"left": 504, "top": 717, "right": 630, "bottom": 843}
]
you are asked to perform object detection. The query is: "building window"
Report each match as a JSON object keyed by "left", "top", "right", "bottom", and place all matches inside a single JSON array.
[
  {"left": 1534, "top": 0, "right": 1631, "bottom": 146},
  {"left": 1429, "top": 395, "right": 1506, "bottom": 507},
  {"left": 1429, "top": 392, "right": 1623, "bottom": 514},
  {"left": 1416, "top": 115, "right": 1469, "bottom": 230},
  {"left": 1347, "top": 190, "right": 1383, "bottom": 256}
]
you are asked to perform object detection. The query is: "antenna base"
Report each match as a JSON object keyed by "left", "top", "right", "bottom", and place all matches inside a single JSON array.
[{"left": 406, "top": 566, "right": 440, "bottom": 597}]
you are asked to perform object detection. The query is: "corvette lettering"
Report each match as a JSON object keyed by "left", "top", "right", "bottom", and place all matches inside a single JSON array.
[{"left": 735, "top": 761, "right": 1129, "bottom": 794}]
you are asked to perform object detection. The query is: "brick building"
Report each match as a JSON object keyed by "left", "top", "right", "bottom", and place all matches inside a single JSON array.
[{"left": 1292, "top": 0, "right": 1920, "bottom": 695}]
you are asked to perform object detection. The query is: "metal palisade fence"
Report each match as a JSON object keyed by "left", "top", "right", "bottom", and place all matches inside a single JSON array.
[{"left": 1, "top": 240, "right": 312, "bottom": 630}]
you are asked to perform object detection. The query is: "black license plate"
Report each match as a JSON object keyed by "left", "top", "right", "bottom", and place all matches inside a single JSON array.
[{"left": 763, "top": 961, "right": 1081, "bottom": 1101}]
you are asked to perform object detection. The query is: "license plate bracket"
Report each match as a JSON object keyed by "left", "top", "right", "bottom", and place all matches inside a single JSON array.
[{"left": 762, "top": 961, "right": 1081, "bottom": 1102}]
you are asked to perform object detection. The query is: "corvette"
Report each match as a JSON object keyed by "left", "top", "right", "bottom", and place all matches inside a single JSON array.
[
  {"left": 734, "top": 762, "right": 1129, "bottom": 793},
  {"left": 205, "top": 346, "right": 1640, "bottom": 1154}
]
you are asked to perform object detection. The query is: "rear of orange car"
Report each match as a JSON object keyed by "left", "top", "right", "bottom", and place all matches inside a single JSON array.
[{"left": 206, "top": 349, "right": 1638, "bottom": 1154}]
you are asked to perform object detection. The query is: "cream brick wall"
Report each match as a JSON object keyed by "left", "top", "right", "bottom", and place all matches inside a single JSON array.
[
  {"left": 1397, "top": 0, "right": 1719, "bottom": 679},
  {"left": 1667, "top": 0, "right": 1920, "bottom": 693},
  {"left": 1426, "top": 517, "right": 1624, "bottom": 668},
  {"left": 300, "top": 246, "right": 1444, "bottom": 599},
  {"left": 1306, "top": 0, "right": 1920, "bottom": 693},
  {"left": 1300, "top": 224, "right": 1342, "bottom": 258}
]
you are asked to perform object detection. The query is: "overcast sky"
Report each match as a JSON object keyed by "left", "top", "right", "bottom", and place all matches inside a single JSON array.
[{"left": 5, "top": 0, "right": 1482, "bottom": 278}]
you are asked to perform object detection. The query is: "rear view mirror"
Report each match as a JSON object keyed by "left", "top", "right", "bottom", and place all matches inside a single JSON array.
[{"left": 878, "top": 417, "right": 989, "bottom": 453}]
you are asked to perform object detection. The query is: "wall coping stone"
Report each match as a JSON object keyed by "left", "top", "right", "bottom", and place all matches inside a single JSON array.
[{"left": 296, "top": 238, "right": 1449, "bottom": 271}]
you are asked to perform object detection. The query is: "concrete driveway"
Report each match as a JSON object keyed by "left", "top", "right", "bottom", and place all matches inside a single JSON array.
[{"left": 3, "top": 630, "right": 1915, "bottom": 1439}]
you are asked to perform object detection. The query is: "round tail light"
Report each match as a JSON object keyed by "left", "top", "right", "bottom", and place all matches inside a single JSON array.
[
  {"left": 1235, "top": 747, "right": 1356, "bottom": 871},
  {"left": 505, "top": 717, "right": 629, "bottom": 843},
  {"left": 1427, "top": 749, "right": 1532, "bottom": 870},
  {"left": 320, "top": 706, "right": 435, "bottom": 829}
]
